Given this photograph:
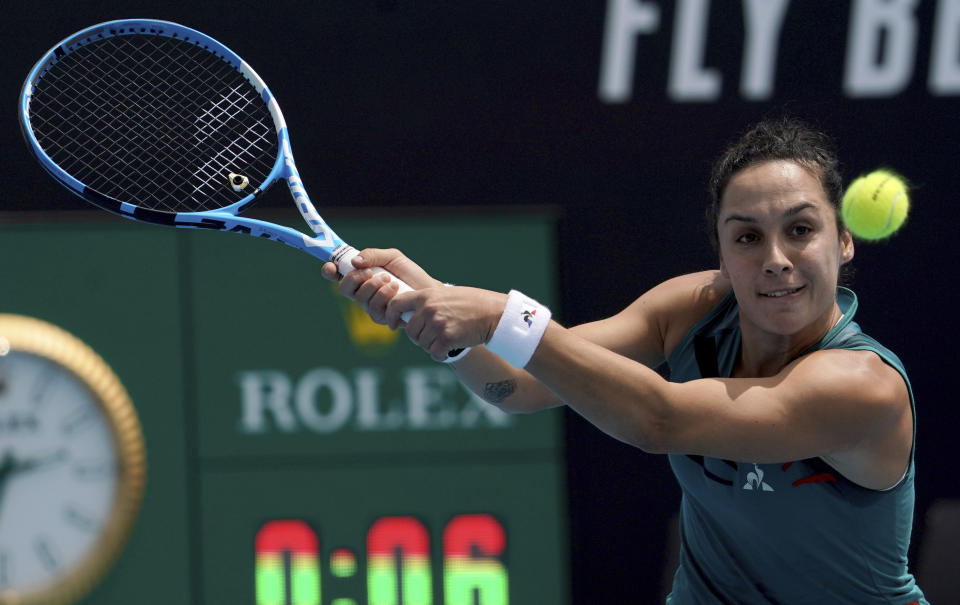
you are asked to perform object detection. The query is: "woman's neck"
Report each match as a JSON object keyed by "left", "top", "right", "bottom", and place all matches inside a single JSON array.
[{"left": 734, "top": 302, "right": 843, "bottom": 378}]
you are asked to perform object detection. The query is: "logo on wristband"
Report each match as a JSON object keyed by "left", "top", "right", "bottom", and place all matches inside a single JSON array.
[{"left": 521, "top": 306, "right": 538, "bottom": 327}]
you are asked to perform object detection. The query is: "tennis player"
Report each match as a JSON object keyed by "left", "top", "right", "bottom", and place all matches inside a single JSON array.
[{"left": 322, "top": 117, "right": 927, "bottom": 604}]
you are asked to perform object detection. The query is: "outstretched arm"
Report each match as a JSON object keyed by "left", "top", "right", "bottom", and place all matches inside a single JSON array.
[{"left": 322, "top": 248, "right": 681, "bottom": 413}]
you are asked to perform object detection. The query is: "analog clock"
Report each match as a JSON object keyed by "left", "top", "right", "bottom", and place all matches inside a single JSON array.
[{"left": 0, "top": 314, "right": 145, "bottom": 605}]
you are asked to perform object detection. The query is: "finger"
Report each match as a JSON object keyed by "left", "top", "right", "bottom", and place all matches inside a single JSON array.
[
  {"left": 354, "top": 271, "right": 392, "bottom": 308},
  {"left": 367, "top": 278, "right": 401, "bottom": 322},
  {"left": 429, "top": 338, "right": 454, "bottom": 362},
  {"left": 399, "top": 305, "right": 447, "bottom": 361},
  {"left": 400, "top": 306, "right": 425, "bottom": 342},
  {"left": 337, "top": 268, "right": 374, "bottom": 299},
  {"left": 348, "top": 252, "right": 367, "bottom": 270},
  {"left": 321, "top": 262, "right": 339, "bottom": 282},
  {"left": 422, "top": 326, "right": 452, "bottom": 363},
  {"left": 385, "top": 291, "right": 420, "bottom": 330},
  {"left": 352, "top": 248, "right": 400, "bottom": 270}
]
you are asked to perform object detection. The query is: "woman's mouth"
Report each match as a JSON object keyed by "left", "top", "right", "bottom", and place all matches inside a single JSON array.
[{"left": 761, "top": 285, "right": 805, "bottom": 298}]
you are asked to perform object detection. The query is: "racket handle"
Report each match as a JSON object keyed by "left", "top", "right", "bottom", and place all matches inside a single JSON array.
[{"left": 334, "top": 247, "right": 469, "bottom": 362}]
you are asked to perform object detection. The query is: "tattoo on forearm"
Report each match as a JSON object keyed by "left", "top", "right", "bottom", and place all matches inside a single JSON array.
[{"left": 483, "top": 380, "right": 517, "bottom": 404}]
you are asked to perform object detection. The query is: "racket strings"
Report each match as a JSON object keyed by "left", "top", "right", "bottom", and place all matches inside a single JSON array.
[{"left": 28, "top": 33, "right": 278, "bottom": 213}]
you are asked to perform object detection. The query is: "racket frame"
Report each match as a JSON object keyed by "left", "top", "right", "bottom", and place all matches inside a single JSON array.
[{"left": 19, "top": 18, "right": 354, "bottom": 266}]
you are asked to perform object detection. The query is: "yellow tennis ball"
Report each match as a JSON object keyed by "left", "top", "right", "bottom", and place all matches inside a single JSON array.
[{"left": 841, "top": 170, "right": 910, "bottom": 240}]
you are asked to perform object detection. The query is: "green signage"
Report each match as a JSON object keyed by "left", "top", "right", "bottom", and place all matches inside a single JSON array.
[{"left": 0, "top": 211, "right": 566, "bottom": 605}]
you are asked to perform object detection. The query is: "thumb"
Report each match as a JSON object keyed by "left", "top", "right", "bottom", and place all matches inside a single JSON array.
[
  {"left": 349, "top": 248, "right": 402, "bottom": 270},
  {"left": 341, "top": 248, "right": 438, "bottom": 290}
]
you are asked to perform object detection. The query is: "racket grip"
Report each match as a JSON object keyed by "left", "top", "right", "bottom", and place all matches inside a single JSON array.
[{"left": 334, "top": 247, "right": 469, "bottom": 362}]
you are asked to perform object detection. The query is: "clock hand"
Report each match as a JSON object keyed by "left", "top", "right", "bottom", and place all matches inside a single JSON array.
[
  {"left": 12, "top": 449, "right": 68, "bottom": 475},
  {"left": 0, "top": 451, "right": 15, "bottom": 482},
  {"left": 0, "top": 451, "right": 16, "bottom": 526},
  {"left": 0, "top": 450, "right": 68, "bottom": 528}
]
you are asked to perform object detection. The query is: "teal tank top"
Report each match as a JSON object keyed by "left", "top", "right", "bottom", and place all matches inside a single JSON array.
[{"left": 665, "top": 287, "right": 927, "bottom": 604}]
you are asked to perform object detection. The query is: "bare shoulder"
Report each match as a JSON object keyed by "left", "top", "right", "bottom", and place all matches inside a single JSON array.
[
  {"left": 633, "top": 270, "right": 731, "bottom": 358},
  {"left": 788, "top": 348, "right": 913, "bottom": 488},
  {"left": 791, "top": 348, "right": 910, "bottom": 422},
  {"left": 774, "top": 347, "right": 912, "bottom": 459}
]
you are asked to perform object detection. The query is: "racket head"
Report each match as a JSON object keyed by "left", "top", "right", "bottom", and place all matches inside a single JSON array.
[{"left": 19, "top": 19, "right": 289, "bottom": 226}]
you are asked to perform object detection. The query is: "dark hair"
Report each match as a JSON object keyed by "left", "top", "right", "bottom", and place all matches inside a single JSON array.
[{"left": 706, "top": 117, "right": 846, "bottom": 254}]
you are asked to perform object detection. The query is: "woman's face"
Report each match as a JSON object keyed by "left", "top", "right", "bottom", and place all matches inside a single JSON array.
[{"left": 716, "top": 160, "right": 854, "bottom": 339}]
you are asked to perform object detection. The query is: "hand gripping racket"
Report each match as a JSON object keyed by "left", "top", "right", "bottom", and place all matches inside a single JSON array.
[{"left": 20, "top": 19, "right": 465, "bottom": 360}]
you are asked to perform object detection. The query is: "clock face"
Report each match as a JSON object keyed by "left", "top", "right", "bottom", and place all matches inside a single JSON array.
[
  {"left": 0, "top": 315, "right": 144, "bottom": 605},
  {"left": 0, "top": 350, "right": 120, "bottom": 596}
]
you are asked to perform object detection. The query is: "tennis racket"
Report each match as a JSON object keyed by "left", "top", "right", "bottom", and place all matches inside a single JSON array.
[{"left": 20, "top": 18, "right": 465, "bottom": 360}]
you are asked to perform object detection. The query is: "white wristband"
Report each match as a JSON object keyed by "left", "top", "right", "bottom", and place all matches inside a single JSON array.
[{"left": 485, "top": 290, "right": 552, "bottom": 369}]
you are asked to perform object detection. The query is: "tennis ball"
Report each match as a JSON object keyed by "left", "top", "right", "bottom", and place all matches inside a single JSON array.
[{"left": 841, "top": 170, "right": 910, "bottom": 240}]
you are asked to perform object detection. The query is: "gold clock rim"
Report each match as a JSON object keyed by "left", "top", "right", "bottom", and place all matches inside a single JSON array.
[{"left": 0, "top": 314, "right": 147, "bottom": 605}]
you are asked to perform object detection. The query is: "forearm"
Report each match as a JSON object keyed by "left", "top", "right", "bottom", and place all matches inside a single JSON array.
[
  {"left": 525, "top": 322, "right": 671, "bottom": 450},
  {"left": 382, "top": 279, "right": 666, "bottom": 424},
  {"left": 448, "top": 346, "right": 564, "bottom": 414}
]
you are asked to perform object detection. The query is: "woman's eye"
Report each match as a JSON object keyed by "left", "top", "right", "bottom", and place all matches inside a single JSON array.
[
  {"left": 736, "top": 233, "right": 758, "bottom": 244},
  {"left": 791, "top": 225, "right": 812, "bottom": 236}
]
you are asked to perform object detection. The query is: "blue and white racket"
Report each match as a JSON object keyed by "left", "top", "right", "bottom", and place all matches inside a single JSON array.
[{"left": 20, "top": 18, "right": 465, "bottom": 359}]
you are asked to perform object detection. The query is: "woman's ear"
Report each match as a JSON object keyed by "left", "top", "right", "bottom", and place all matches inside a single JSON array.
[{"left": 840, "top": 228, "right": 855, "bottom": 265}]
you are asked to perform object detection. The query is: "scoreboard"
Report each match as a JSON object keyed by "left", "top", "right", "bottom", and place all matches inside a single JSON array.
[{"left": 0, "top": 211, "right": 567, "bottom": 605}]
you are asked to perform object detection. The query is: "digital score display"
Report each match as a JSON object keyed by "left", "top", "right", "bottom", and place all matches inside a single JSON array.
[
  {"left": 255, "top": 515, "right": 508, "bottom": 605},
  {"left": 198, "top": 459, "right": 565, "bottom": 604}
]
